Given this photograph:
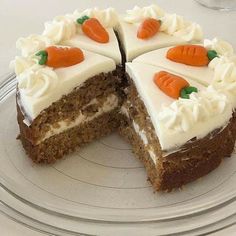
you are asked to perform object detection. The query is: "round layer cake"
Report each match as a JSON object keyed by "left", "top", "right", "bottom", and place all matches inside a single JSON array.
[{"left": 12, "top": 5, "right": 236, "bottom": 191}]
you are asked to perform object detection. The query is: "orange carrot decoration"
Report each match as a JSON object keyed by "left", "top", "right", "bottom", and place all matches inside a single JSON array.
[
  {"left": 154, "top": 71, "right": 198, "bottom": 99},
  {"left": 166, "top": 45, "right": 210, "bottom": 67},
  {"left": 36, "top": 46, "right": 84, "bottom": 68},
  {"left": 77, "top": 16, "right": 109, "bottom": 43},
  {"left": 137, "top": 18, "right": 161, "bottom": 40}
]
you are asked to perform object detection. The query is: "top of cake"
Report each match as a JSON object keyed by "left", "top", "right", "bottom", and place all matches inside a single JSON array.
[{"left": 118, "top": 5, "right": 203, "bottom": 61}]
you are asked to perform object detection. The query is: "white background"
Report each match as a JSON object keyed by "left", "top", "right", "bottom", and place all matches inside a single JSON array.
[{"left": 0, "top": 0, "right": 236, "bottom": 235}]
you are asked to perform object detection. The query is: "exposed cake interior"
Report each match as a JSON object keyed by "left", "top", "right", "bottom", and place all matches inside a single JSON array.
[
  {"left": 16, "top": 48, "right": 123, "bottom": 163},
  {"left": 17, "top": 69, "right": 123, "bottom": 162},
  {"left": 120, "top": 63, "right": 236, "bottom": 190}
]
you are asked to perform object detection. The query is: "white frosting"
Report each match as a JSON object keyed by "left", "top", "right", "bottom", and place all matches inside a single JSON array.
[
  {"left": 41, "top": 8, "right": 121, "bottom": 64},
  {"left": 18, "top": 65, "right": 58, "bottom": 98},
  {"left": 210, "top": 60, "right": 236, "bottom": 106},
  {"left": 158, "top": 86, "right": 228, "bottom": 133},
  {"left": 119, "top": 5, "right": 203, "bottom": 61},
  {"left": 117, "top": 20, "right": 186, "bottom": 61},
  {"left": 10, "top": 56, "right": 38, "bottom": 76},
  {"left": 134, "top": 40, "right": 236, "bottom": 108},
  {"left": 16, "top": 34, "right": 52, "bottom": 57},
  {"left": 43, "top": 15, "right": 77, "bottom": 44},
  {"left": 204, "top": 38, "right": 234, "bottom": 56},
  {"left": 73, "top": 7, "right": 119, "bottom": 28},
  {"left": 132, "top": 120, "right": 157, "bottom": 164},
  {"left": 124, "top": 5, "right": 165, "bottom": 23},
  {"left": 62, "top": 28, "right": 121, "bottom": 64},
  {"left": 133, "top": 46, "right": 214, "bottom": 86},
  {"left": 126, "top": 62, "right": 232, "bottom": 151},
  {"left": 38, "top": 94, "right": 119, "bottom": 143},
  {"left": 160, "top": 14, "right": 203, "bottom": 42},
  {"left": 132, "top": 121, "right": 148, "bottom": 145},
  {"left": 18, "top": 50, "right": 116, "bottom": 121}
]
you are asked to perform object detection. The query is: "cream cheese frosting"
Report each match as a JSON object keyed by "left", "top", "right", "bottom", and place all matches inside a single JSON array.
[
  {"left": 126, "top": 62, "right": 233, "bottom": 151},
  {"left": 38, "top": 94, "right": 119, "bottom": 144},
  {"left": 16, "top": 34, "right": 52, "bottom": 57},
  {"left": 118, "top": 4, "right": 203, "bottom": 61},
  {"left": 42, "top": 7, "right": 121, "bottom": 64},
  {"left": 17, "top": 50, "right": 116, "bottom": 122},
  {"left": 134, "top": 39, "right": 236, "bottom": 105},
  {"left": 43, "top": 15, "right": 77, "bottom": 44},
  {"left": 133, "top": 46, "right": 214, "bottom": 86},
  {"left": 63, "top": 28, "right": 121, "bottom": 64},
  {"left": 72, "top": 7, "right": 119, "bottom": 28}
]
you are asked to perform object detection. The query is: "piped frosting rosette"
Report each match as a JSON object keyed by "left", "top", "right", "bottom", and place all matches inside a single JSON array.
[
  {"left": 205, "top": 38, "right": 236, "bottom": 106},
  {"left": 43, "top": 7, "right": 119, "bottom": 44}
]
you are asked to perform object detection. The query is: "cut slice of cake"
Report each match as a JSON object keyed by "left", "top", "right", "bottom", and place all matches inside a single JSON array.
[
  {"left": 133, "top": 45, "right": 214, "bottom": 86},
  {"left": 43, "top": 8, "right": 123, "bottom": 65},
  {"left": 133, "top": 39, "right": 236, "bottom": 105},
  {"left": 116, "top": 5, "right": 203, "bottom": 61},
  {"left": 120, "top": 62, "right": 236, "bottom": 191},
  {"left": 15, "top": 46, "right": 123, "bottom": 163}
]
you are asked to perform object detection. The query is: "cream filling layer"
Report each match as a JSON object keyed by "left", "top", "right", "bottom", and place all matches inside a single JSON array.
[
  {"left": 18, "top": 50, "right": 116, "bottom": 121},
  {"left": 37, "top": 94, "right": 119, "bottom": 144},
  {"left": 121, "top": 106, "right": 157, "bottom": 165}
]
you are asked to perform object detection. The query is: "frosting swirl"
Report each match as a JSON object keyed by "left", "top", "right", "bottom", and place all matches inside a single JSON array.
[
  {"left": 211, "top": 60, "right": 236, "bottom": 104},
  {"left": 158, "top": 87, "right": 229, "bottom": 133},
  {"left": 17, "top": 66, "right": 58, "bottom": 98},
  {"left": 16, "top": 34, "right": 52, "bottom": 57},
  {"left": 204, "top": 38, "right": 234, "bottom": 56},
  {"left": 73, "top": 7, "right": 119, "bottom": 28},
  {"left": 124, "top": 5, "right": 165, "bottom": 23},
  {"left": 173, "top": 22, "right": 203, "bottom": 42},
  {"left": 160, "top": 14, "right": 203, "bottom": 41},
  {"left": 43, "top": 15, "right": 77, "bottom": 44},
  {"left": 10, "top": 56, "right": 38, "bottom": 75}
]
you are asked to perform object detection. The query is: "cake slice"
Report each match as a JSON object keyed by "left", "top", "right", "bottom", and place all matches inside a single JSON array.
[
  {"left": 134, "top": 39, "right": 236, "bottom": 104},
  {"left": 116, "top": 5, "right": 203, "bottom": 61},
  {"left": 43, "top": 8, "right": 123, "bottom": 65},
  {"left": 133, "top": 45, "right": 214, "bottom": 86},
  {"left": 15, "top": 47, "right": 123, "bottom": 163},
  {"left": 120, "top": 62, "right": 236, "bottom": 191}
]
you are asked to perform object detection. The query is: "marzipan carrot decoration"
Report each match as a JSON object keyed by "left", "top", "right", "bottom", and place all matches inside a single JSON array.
[
  {"left": 166, "top": 45, "right": 218, "bottom": 67},
  {"left": 137, "top": 18, "right": 161, "bottom": 40},
  {"left": 154, "top": 71, "right": 198, "bottom": 99},
  {"left": 36, "top": 46, "right": 84, "bottom": 68},
  {"left": 77, "top": 15, "right": 109, "bottom": 43}
]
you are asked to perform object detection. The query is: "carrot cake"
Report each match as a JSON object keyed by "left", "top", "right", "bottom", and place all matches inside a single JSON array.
[{"left": 12, "top": 5, "right": 236, "bottom": 191}]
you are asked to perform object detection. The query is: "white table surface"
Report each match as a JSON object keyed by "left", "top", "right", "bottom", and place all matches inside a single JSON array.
[{"left": 0, "top": 0, "right": 236, "bottom": 235}]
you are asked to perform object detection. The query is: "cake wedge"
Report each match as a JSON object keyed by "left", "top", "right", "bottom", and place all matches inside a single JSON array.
[
  {"left": 120, "top": 62, "right": 236, "bottom": 191},
  {"left": 15, "top": 47, "right": 123, "bottom": 163}
]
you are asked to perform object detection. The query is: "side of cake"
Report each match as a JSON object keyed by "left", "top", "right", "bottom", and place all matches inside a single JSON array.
[
  {"left": 120, "top": 62, "right": 236, "bottom": 191},
  {"left": 15, "top": 46, "right": 123, "bottom": 163}
]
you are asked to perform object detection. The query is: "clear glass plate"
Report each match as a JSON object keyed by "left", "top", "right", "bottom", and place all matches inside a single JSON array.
[
  {"left": 0, "top": 75, "right": 236, "bottom": 224},
  {"left": 1, "top": 183, "right": 236, "bottom": 236}
]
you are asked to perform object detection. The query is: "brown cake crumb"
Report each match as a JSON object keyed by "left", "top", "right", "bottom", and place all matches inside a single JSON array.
[{"left": 119, "top": 74, "right": 236, "bottom": 191}]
